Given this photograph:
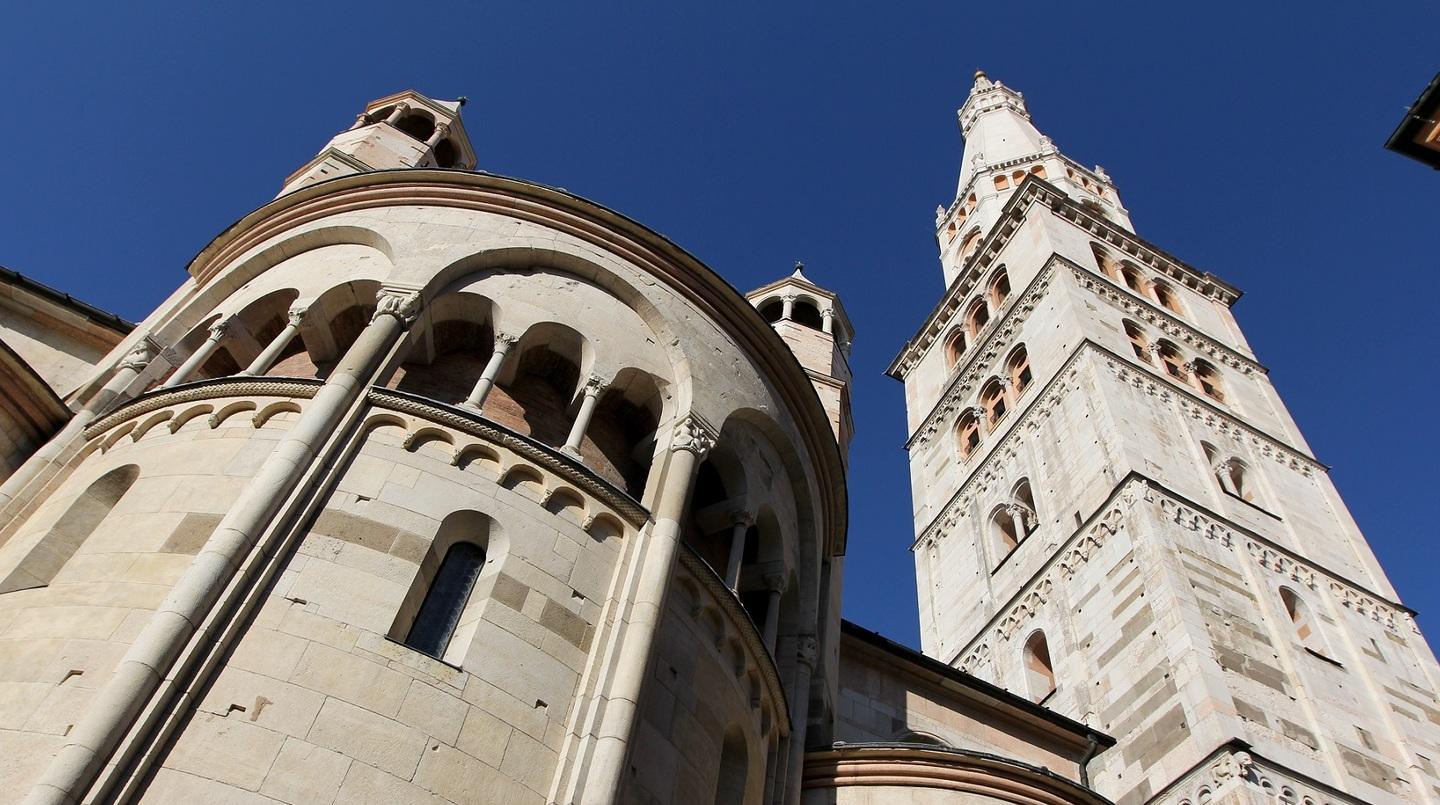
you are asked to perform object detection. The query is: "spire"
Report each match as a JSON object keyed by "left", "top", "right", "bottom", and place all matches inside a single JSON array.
[{"left": 935, "top": 73, "right": 1133, "bottom": 285}]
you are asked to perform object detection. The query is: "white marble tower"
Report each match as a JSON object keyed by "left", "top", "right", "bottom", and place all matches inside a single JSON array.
[{"left": 889, "top": 72, "right": 1440, "bottom": 804}]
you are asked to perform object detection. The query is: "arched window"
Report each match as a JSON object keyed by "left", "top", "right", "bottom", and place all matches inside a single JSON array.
[
  {"left": 1091, "top": 242, "right": 1118, "bottom": 281},
  {"left": 758, "top": 298, "right": 784, "bottom": 323},
  {"left": 1023, "top": 631, "right": 1056, "bottom": 702},
  {"left": 1156, "top": 341, "right": 1186, "bottom": 380},
  {"left": 0, "top": 465, "right": 138, "bottom": 593},
  {"left": 1124, "top": 320, "right": 1151, "bottom": 363},
  {"left": 1192, "top": 360, "right": 1225, "bottom": 402},
  {"left": 1119, "top": 263, "right": 1148, "bottom": 296},
  {"left": 944, "top": 328, "right": 967, "bottom": 370},
  {"left": 394, "top": 111, "right": 436, "bottom": 142},
  {"left": 956, "top": 410, "right": 981, "bottom": 459},
  {"left": 792, "top": 298, "right": 824, "bottom": 330},
  {"left": 1280, "top": 587, "right": 1335, "bottom": 661},
  {"left": 981, "top": 379, "right": 1008, "bottom": 428},
  {"left": 1007, "top": 346, "right": 1032, "bottom": 396},
  {"left": 994, "top": 175, "right": 1010, "bottom": 190},
  {"left": 1014, "top": 479, "right": 1038, "bottom": 537},
  {"left": 1223, "top": 458, "right": 1257, "bottom": 504},
  {"left": 1029, "top": 165, "right": 1046, "bottom": 179},
  {"left": 991, "top": 505, "right": 1020, "bottom": 559},
  {"left": 989, "top": 268, "right": 1011, "bottom": 308},
  {"left": 715, "top": 727, "right": 749, "bottom": 804},
  {"left": 1152, "top": 280, "right": 1184, "bottom": 314},
  {"left": 967, "top": 299, "right": 990, "bottom": 337},
  {"left": 1201, "top": 441, "right": 1221, "bottom": 468},
  {"left": 1012, "top": 170, "right": 1027, "bottom": 185},
  {"left": 403, "top": 541, "right": 485, "bottom": 659},
  {"left": 959, "top": 228, "right": 982, "bottom": 261}
]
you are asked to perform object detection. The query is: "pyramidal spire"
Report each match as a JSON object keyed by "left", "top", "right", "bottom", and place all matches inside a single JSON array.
[{"left": 935, "top": 72, "right": 1132, "bottom": 285}]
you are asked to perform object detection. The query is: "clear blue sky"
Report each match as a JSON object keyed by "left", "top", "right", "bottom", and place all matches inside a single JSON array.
[{"left": 2, "top": 3, "right": 1436, "bottom": 650}]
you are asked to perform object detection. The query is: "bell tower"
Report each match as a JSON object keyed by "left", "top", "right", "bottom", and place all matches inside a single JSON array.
[
  {"left": 278, "top": 89, "right": 477, "bottom": 196},
  {"left": 892, "top": 72, "right": 1440, "bottom": 804}
]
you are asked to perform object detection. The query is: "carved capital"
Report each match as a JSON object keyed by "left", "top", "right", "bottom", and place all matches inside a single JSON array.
[
  {"left": 373, "top": 288, "right": 423, "bottom": 324},
  {"left": 207, "top": 317, "right": 233, "bottom": 340},
  {"left": 117, "top": 338, "right": 160, "bottom": 373},
  {"left": 796, "top": 633, "right": 819, "bottom": 669},
  {"left": 730, "top": 509, "right": 755, "bottom": 529},
  {"left": 285, "top": 305, "right": 308, "bottom": 328},
  {"left": 582, "top": 374, "right": 608, "bottom": 397},
  {"left": 671, "top": 414, "right": 717, "bottom": 457},
  {"left": 494, "top": 331, "right": 521, "bottom": 350}
]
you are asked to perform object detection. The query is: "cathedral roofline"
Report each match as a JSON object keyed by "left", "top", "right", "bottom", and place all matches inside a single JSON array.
[
  {"left": 886, "top": 176, "right": 1241, "bottom": 381},
  {"left": 182, "top": 167, "right": 849, "bottom": 555},
  {"left": 841, "top": 619, "right": 1115, "bottom": 751},
  {"left": 0, "top": 265, "right": 135, "bottom": 335}
]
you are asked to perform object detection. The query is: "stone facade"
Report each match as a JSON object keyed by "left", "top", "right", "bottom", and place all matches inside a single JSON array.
[{"left": 893, "top": 73, "right": 1440, "bottom": 804}]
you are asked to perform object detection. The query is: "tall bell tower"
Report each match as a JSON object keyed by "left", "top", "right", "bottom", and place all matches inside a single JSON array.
[{"left": 889, "top": 72, "right": 1440, "bottom": 804}]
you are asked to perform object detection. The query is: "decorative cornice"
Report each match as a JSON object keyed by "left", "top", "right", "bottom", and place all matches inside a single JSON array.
[
  {"left": 83, "top": 378, "right": 323, "bottom": 439},
  {"left": 368, "top": 388, "right": 650, "bottom": 526},
  {"left": 892, "top": 179, "right": 1238, "bottom": 380},
  {"left": 950, "top": 475, "right": 1417, "bottom": 674},
  {"left": 1156, "top": 742, "right": 1372, "bottom": 805},
  {"left": 677, "top": 543, "right": 789, "bottom": 735},
  {"left": 1070, "top": 265, "right": 1262, "bottom": 375},
  {"left": 905, "top": 258, "right": 1055, "bottom": 448}
]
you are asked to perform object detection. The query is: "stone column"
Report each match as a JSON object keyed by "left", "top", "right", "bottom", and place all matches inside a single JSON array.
[
  {"left": 385, "top": 102, "right": 410, "bottom": 125},
  {"left": 425, "top": 122, "right": 451, "bottom": 148},
  {"left": 0, "top": 338, "right": 160, "bottom": 521},
  {"left": 762, "top": 572, "right": 788, "bottom": 654},
  {"left": 781, "top": 293, "right": 796, "bottom": 321},
  {"left": 562, "top": 375, "right": 607, "bottom": 455},
  {"left": 239, "top": 305, "right": 306, "bottom": 376},
  {"left": 783, "top": 633, "right": 820, "bottom": 805},
  {"left": 723, "top": 510, "right": 754, "bottom": 592},
  {"left": 821, "top": 307, "right": 834, "bottom": 334},
  {"left": 583, "top": 415, "right": 715, "bottom": 805},
  {"left": 22, "top": 287, "right": 423, "bottom": 805},
  {"left": 161, "top": 317, "right": 232, "bottom": 388},
  {"left": 462, "top": 332, "right": 518, "bottom": 409}
]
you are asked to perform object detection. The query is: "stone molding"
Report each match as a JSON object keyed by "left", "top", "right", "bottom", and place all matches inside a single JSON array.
[
  {"left": 802, "top": 745, "right": 1108, "bottom": 805},
  {"left": 907, "top": 259, "right": 1054, "bottom": 448},
  {"left": 1158, "top": 744, "right": 1369, "bottom": 805},
  {"left": 367, "top": 388, "right": 650, "bottom": 526},
  {"left": 82, "top": 378, "right": 323, "bottom": 439},
  {"left": 952, "top": 476, "right": 1416, "bottom": 674},
  {"left": 676, "top": 543, "right": 789, "bottom": 738},
  {"left": 892, "top": 181, "right": 1237, "bottom": 379},
  {"left": 913, "top": 342, "right": 1321, "bottom": 554}
]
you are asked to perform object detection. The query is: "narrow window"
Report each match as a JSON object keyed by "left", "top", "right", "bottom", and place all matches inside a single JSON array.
[
  {"left": 1120, "top": 264, "right": 1148, "bottom": 295},
  {"left": 1124, "top": 320, "right": 1151, "bottom": 363},
  {"left": 992, "top": 506, "right": 1019, "bottom": 560},
  {"left": 959, "top": 229, "right": 982, "bottom": 261},
  {"left": 989, "top": 268, "right": 1011, "bottom": 307},
  {"left": 1225, "top": 459, "right": 1256, "bottom": 503},
  {"left": 994, "top": 175, "right": 1010, "bottom": 190},
  {"left": 982, "top": 380, "right": 1008, "bottom": 428},
  {"left": 957, "top": 411, "right": 981, "bottom": 459},
  {"left": 944, "top": 328, "right": 967, "bottom": 369},
  {"left": 792, "top": 299, "right": 824, "bottom": 330},
  {"left": 1280, "top": 587, "right": 1335, "bottom": 661},
  {"left": 1091, "top": 243, "right": 1118, "bottom": 280},
  {"left": 1030, "top": 165, "right": 1046, "bottom": 179},
  {"left": 1012, "top": 170, "right": 1027, "bottom": 184},
  {"left": 1153, "top": 280, "right": 1184, "bottom": 314},
  {"left": 1024, "top": 631, "right": 1056, "bottom": 702},
  {"left": 405, "top": 542, "right": 485, "bottom": 659},
  {"left": 1007, "top": 346, "right": 1032, "bottom": 395},
  {"left": 1193, "top": 360, "right": 1224, "bottom": 402},
  {"left": 1157, "top": 341, "right": 1186, "bottom": 380},
  {"left": 1014, "top": 479, "right": 1038, "bottom": 536},
  {"left": 967, "top": 300, "right": 990, "bottom": 337}
]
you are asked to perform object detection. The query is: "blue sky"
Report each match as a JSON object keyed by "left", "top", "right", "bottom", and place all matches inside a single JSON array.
[{"left": 1, "top": 2, "right": 1436, "bottom": 649}]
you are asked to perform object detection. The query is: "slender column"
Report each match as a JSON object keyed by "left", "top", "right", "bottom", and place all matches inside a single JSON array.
[
  {"left": 425, "top": 122, "right": 451, "bottom": 148},
  {"left": 723, "top": 510, "right": 754, "bottom": 592},
  {"left": 462, "top": 332, "right": 518, "bottom": 409},
  {"left": 385, "top": 102, "right": 410, "bottom": 125},
  {"left": 23, "top": 288, "right": 423, "bottom": 805},
  {"left": 239, "top": 305, "right": 306, "bottom": 376},
  {"left": 0, "top": 338, "right": 160, "bottom": 521},
  {"left": 781, "top": 293, "right": 796, "bottom": 321},
  {"left": 584, "top": 415, "right": 715, "bottom": 805},
  {"left": 821, "top": 306, "right": 834, "bottom": 334},
  {"left": 762, "top": 572, "right": 788, "bottom": 654},
  {"left": 161, "top": 317, "right": 232, "bottom": 388},
  {"left": 562, "top": 375, "right": 607, "bottom": 455},
  {"left": 782, "top": 633, "right": 820, "bottom": 805}
]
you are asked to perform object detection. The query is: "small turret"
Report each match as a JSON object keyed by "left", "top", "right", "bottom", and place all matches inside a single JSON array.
[
  {"left": 278, "top": 90, "right": 477, "bottom": 197},
  {"left": 746, "top": 263, "right": 854, "bottom": 460}
]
